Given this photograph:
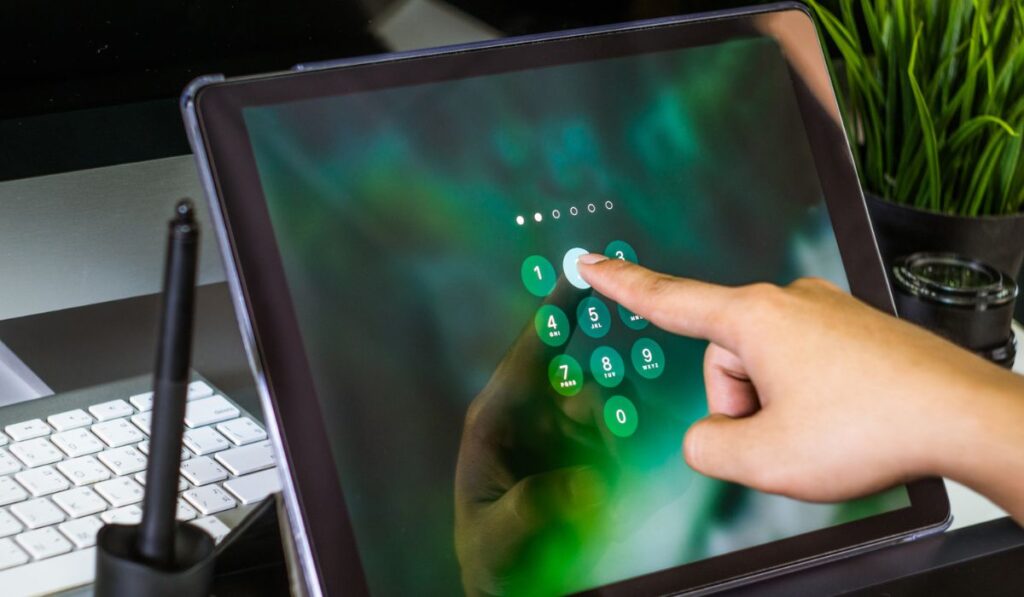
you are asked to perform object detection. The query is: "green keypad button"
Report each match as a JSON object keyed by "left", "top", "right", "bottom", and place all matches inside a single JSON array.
[
  {"left": 548, "top": 355, "right": 584, "bottom": 396},
  {"left": 604, "top": 395, "right": 638, "bottom": 438},
  {"left": 521, "top": 255, "right": 557, "bottom": 297},
  {"left": 605, "top": 240, "right": 638, "bottom": 263},
  {"left": 534, "top": 305, "right": 570, "bottom": 347},
  {"left": 618, "top": 304, "right": 649, "bottom": 331},
  {"left": 631, "top": 338, "right": 665, "bottom": 379},
  {"left": 590, "top": 346, "right": 625, "bottom": 388},
  {"left": 577, "top": 297, "right": 611, "bottom": 338}
]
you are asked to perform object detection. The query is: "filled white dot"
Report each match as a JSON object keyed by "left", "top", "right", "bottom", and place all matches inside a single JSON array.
[
  {"left": 515, "top": 215, "right": 525, "bottom": 225},
  {"left": 534, "top": 212, "right": 543, "bottom": 222}
]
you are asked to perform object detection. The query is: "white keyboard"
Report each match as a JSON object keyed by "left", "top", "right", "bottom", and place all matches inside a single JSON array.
[{"left": 0, "top": 378, "right": 280, "bottom": 596}]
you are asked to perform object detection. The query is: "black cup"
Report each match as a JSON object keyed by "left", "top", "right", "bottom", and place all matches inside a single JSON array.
[{"left": 892, "top": 252, "right": 1018, "bottom": 368}]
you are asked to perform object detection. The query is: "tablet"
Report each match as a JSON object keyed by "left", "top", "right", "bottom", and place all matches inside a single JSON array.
[{"left": 182, "top": 3, "right": 950, "bottom": 594}]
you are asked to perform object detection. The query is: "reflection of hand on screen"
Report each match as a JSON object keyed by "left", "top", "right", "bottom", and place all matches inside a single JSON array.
[{"left": 454, "top": 280, "right": 619, "bottom": 596}]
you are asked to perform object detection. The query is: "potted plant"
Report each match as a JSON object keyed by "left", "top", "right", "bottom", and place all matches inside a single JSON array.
[{"left": 808, "top": 1, "right": 1024, "bottom": 320}]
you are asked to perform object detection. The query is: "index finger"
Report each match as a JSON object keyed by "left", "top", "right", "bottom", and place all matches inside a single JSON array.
[{"left": 577, "top": 256, "right": 743, "bottom": 351}]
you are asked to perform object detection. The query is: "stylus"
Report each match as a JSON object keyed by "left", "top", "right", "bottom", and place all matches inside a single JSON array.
[{"left": 137, "top": 200, "right": 199, "bottom": 566}]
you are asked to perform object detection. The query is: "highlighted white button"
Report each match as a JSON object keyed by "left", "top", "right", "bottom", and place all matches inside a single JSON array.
[{"left": 562, "top": 248, "right": 591, "bottom": 289}]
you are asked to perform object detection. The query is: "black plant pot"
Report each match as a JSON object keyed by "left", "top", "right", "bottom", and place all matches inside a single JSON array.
[{"left": 865, "top": 192, "right": 1024, "bottom": 331}]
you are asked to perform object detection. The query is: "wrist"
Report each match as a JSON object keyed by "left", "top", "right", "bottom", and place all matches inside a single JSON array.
[{"left": 929, "top": 364, "right": 1024, "bottom": 517}]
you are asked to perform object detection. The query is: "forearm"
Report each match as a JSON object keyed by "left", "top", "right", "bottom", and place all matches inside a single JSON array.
[{"left": 934, "top": 366, "right": 1024, "bottom": 524}]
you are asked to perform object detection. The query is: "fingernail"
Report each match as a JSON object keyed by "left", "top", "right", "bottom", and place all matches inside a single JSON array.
[{"left": 577, "top": 253, "right": 608, "bottom": 265}]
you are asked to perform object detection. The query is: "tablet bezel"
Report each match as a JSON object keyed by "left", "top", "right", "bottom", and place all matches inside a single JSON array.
[{"left": 182, "top": 4, "right": 950, "bottom": 595}]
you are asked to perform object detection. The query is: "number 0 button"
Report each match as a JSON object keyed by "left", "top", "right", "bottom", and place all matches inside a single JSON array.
[
  {"left": 604, "top": 396, "right": 638, "bottom": 437},
  {"left": 631, "top": 338, "right": 665, "bottom": 379},
  {"left": 548, "top": 355, "right": 583, "bottom": 396},
  {"left": 534, "top": 305, "right": 569, "bottom": 347},
  {"left": 577, "top": 297, "right": 611, "bottom": 338},
  {"left": 521, "top": 256, "right": 556, "bottom": 297}
]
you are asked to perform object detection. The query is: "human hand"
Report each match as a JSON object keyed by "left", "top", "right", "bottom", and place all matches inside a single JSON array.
[{"left": 578, "top": 254, "right": 1024, "bottom": 515}]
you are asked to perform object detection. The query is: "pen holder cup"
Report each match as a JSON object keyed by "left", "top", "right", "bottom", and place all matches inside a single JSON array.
[{"left": 94, "top": 522, "right": 216, "bottom": 597}]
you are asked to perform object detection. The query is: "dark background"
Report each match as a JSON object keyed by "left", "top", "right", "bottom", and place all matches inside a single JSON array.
[{"left": 0, "top": 0, "right": 772, "bottom": 181}]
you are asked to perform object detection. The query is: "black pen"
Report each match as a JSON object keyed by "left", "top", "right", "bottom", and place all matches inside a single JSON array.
[{"left": 137, "top": 200, "right": 199, "bottom": 566}]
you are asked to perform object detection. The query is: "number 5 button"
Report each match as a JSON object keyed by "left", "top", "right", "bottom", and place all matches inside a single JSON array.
[{"left": 577, "top": 297, "right": 611, "bottom": 338}]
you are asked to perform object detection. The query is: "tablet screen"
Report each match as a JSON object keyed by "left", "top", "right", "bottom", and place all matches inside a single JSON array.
[{"left": 242, "top": 36, "right": 908, "bottom": 595}]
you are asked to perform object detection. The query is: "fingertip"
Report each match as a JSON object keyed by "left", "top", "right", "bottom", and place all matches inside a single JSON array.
[
  {"left": 577, "top": 252, "right": 608, "bottom": 266},
  {"left": 682, "top": 420, "right": 709, "bottom": 473}
]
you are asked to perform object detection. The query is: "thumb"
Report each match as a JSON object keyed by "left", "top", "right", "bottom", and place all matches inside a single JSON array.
[{"left": 683, "top": 414, "right": 771, "bottom": 486}]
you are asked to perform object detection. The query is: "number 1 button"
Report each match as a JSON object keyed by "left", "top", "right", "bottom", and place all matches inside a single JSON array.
[{"left": 521, "top": 256, "right": 556, "bottom": 297}]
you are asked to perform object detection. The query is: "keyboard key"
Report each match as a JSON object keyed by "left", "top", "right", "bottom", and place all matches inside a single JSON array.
[
  {"left": 47, "top": 410, "right": 93, "bottom": 432},
  {"left": 188, "top": 381, "right": 215, "bottom": 401},
  {"left": 0, "top": 538, "right": 28, "bottom": 570},
  {"left": 176, "top": 500, "right": 197, "bottom": 521},
  {"left": 217, "top": 418, "right": 267, "bottom": 446},
  {"left": 52, "top": 487, "right": 107, "bottom": 518},
  {"left": 128, "top": 391, "right": 154, "bottom": 412},
  {"left": 184, "top": 396, "right": 239, "bottom": 428},
  {"left": 190, "top": 516, "right": 231, "bottom": 542},
  {"left": 0, "top": 478, "right": 28, "bottom": 506},
  {"left": 94, "top": 478, "right": 144, "bottom": 508},
  {"left": 137, "top": 441, "right": 190, "bottom": 460},
  {"left": 130, "top": 412, "right": 151, "bottom": 435},
  {"left": 11, "top": 498, "right": 65, "bottom": 529},
  {"left": 9, "top": 438, "right": 63, "bottom": 469},
  {"left": 15, "top": 466, "right": 70, "bottom": 497},
  {"left": 134, "top": 472, "right": 188, "bottom": 492},
  {"left": 183, "top": 427, "right": 230, "bottom": 456},
  {"left": 0, "top": 510, "right": 23, "bottom": 538},
  {"left": 97, "top": 446, "right": 147, "bottom": 476},
  {"left": 16, "top": 528, "right": 72, "bottom": 560},
  {"left": 131, "top": 382, "right": 216, "bottom": 412},
  {"left": 183, "top": 486, "right": 236, "bottom": 516},
  {"left": 223, "top": 468, "right": 281, "bottom": 505},
  {"left": 57, "top": 516, "right": 103, "bottom": 549},
  {"left": 101, "top": 505, "right": 143, "bottom": 525},
  {"left": 50, "top": 428, "right": 104, "bottom": 458},
  {"left": 88, "top": 400, "right": 134, "bottom": 422},
  {"left": 57, "top": 456, "right": 111, "bottom": 487},
  {"left": 180, "top": 457, "right": 228, "bottom": 486},
  {"left": 5, "top": 420, "right": 51, "bottom": 442},
  {"left": 215, "top": 440, "right": 275, "bottom": 476},
  {"left": 91, "top": 420, "right": 144, "bottom": 448},
  {"left": 0, "top": 449, "right": 22, "bottom": 476}
]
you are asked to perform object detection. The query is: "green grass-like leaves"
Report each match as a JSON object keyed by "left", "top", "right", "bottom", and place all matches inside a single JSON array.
[{"left": 809, "top": 0, "right": 1024, "bottom": 216}]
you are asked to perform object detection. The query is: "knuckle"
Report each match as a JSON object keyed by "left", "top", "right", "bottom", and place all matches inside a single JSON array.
[{"left": 791, "top": 276, "right": 839, "bottom": 292}]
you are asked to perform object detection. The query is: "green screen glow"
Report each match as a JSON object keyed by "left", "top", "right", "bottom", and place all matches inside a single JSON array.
[{"left": 243, "top": 36, "right": 910, "bottom": 595}]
